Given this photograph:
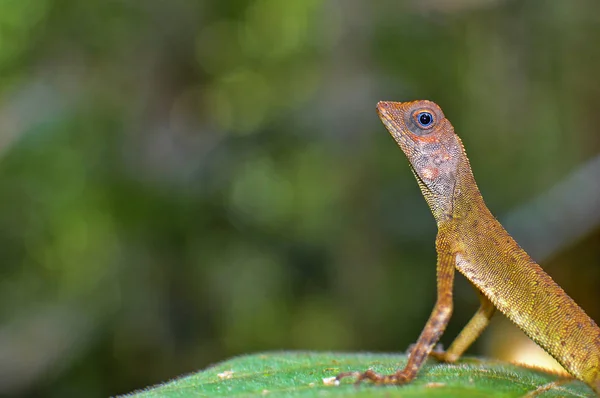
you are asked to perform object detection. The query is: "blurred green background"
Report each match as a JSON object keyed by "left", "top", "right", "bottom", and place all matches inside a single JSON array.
[{"left": 1, "top": 0, "right": 600, "bottom": 396}]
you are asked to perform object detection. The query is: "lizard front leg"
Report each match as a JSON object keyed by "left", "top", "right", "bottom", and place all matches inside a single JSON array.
[
  {"left": 430, "top": 290, "right": 495, "bottom": 363},
  {"left": 337, "top": 236, "right": 456, "bottom": 385}
]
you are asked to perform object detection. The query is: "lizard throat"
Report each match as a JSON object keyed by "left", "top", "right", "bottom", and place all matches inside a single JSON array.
[{"left": 409, "top": 164, "right": 455, "bottom": 221}]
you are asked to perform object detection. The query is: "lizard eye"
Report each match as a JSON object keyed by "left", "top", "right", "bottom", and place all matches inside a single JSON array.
[{"left": 416, "top": 111, "right": 434, "bottom": 128}]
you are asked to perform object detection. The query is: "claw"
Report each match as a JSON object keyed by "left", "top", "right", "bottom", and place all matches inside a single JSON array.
[
  {"left": 335, "top": 371, "right": 360, "bottom": 382},
  {"left": 336, "top": 369, "right": 411, "bottom": 385}
]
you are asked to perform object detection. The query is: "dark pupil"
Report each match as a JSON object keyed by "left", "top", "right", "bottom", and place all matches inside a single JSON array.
[{"left": 418, "top": 112, "right": 432, "bottom": 126}]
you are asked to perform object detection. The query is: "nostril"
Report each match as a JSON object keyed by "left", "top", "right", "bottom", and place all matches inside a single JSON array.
[{"left": 377, "top": 101, "right": 394, "bottom": 114}]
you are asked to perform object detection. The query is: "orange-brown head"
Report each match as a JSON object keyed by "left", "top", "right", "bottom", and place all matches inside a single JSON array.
[{"left": 376, "top": 100, "right": 467, "bottom": 222}]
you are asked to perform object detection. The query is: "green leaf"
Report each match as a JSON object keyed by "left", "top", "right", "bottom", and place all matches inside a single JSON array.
[{"left": 122, "top": 352, "right": 593, "bottom": 398}]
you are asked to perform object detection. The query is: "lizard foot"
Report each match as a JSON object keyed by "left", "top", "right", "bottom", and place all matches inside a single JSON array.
[
  {"left": 406, "top": 343, "right": 450, "bottom": 362},
  {"left": 336, "top": 369, "right": 411, "bottom": 385},
  {"left": 428, "top": 348, "right": 456, "bottom": 362}
]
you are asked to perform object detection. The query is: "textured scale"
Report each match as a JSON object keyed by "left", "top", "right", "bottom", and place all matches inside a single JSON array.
[{"left": 336, "top": 100, "right": 600, "bottom": 395}]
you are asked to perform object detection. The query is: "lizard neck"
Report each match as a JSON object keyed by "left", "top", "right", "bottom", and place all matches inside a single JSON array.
[
  {"left": 430, "top": 150, "right": 488, "bottom": 227},
  {"left": 451, "top": 158, "right": 488, "bottom": 221}
]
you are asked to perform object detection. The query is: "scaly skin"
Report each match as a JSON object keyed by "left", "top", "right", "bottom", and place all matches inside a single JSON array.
[{"left": 337, "top": 100, "right": 600, "bottom": 395}]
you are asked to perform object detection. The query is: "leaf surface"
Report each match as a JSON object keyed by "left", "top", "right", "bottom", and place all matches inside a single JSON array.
[{"left": 122, "top": 352, "right": 593, "bottom": 398}]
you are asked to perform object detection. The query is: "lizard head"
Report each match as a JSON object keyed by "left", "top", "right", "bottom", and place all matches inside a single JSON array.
[{"left": 377, "top": 100, "right": 465, "bottom": 220}]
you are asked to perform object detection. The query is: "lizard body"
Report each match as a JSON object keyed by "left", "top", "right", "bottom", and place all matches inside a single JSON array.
[{"left": 337, "top": 100, "right": 600, "bottom": 395}]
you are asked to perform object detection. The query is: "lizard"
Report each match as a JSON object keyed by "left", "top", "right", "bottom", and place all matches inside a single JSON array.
[{"left": 336, "top": 100, "right": 600, "bottom": 395}]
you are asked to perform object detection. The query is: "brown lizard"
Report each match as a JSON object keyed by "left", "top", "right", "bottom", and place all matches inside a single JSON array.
[{"left": 337, "top": 100, "right": 600, "bottom": 395}]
